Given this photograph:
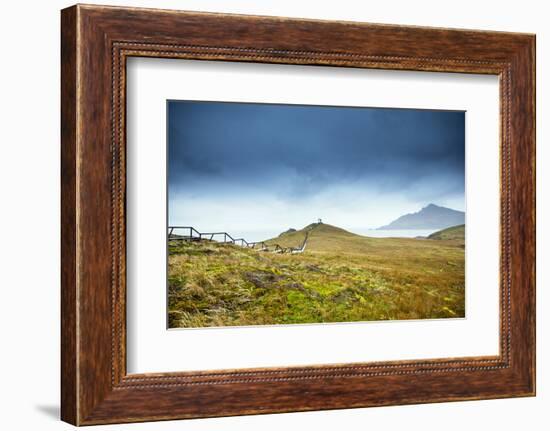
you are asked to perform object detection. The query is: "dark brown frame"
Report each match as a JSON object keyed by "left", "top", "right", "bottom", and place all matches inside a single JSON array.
[{"left": 61, "top": 4, "right": 536, "bottom": 426}]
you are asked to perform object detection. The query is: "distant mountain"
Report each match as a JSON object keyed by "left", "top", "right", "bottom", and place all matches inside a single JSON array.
[{"left": 378, "top": 204, "right": 465, "bottom": 230}]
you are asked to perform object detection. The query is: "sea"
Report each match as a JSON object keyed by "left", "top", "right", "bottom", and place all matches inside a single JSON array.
[{"left": 353, "top": 228, "right": 439, "bottom": 238}]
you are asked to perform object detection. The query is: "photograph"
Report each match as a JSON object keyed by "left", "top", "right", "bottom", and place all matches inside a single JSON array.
[{"left": 167, "top": 101, "right": 466, "bottom": 328}]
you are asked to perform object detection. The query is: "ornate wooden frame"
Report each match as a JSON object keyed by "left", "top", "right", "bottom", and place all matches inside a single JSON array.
[{"left": 61, "top": 4, "right": 535, "bottom": 425}]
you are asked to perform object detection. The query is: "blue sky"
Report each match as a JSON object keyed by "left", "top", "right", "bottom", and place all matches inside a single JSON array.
[{"left": 168, "top": 100, "right": 465, "bottom": 240}]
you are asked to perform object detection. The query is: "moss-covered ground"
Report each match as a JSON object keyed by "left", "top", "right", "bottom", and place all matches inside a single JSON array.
[{"left": 168, "top": 224, "right": 465, "bottom": 328}]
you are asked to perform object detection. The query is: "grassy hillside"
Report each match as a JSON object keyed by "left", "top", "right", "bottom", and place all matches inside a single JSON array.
[
  {"left": 428, "top": 224, "right": 465, "bottom": 242},
  {"left": 168, "top": 223, "right": 465, "bottom": 328}
]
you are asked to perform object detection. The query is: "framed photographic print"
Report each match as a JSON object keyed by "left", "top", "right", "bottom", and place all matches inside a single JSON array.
[{"left": 61, "top": 4, "right": 535, "bottom": 425}]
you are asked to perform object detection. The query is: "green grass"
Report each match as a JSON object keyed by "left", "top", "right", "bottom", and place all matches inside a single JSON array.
[
  {"left": 168, "top": 224, "right": 465, "bottom": 328},
  {"left": 427, "top": 224, "right": 465, "bottom": 241}
]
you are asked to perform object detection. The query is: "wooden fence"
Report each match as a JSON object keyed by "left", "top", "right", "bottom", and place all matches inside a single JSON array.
[{"left": 168, "top": 226, "right": 308, "bottom": 254}]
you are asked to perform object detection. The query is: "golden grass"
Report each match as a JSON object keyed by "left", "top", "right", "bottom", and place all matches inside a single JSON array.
[{"left": 168, "top": 225, "right": 465, "bottom": 328}]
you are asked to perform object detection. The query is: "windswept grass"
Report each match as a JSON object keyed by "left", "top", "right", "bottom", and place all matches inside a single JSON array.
[
  {"left": 428, "top": 224, "right": 465, "bottom": 242},
  {"left": 168, "top": 224, "right": 465, "bottom": 328}
]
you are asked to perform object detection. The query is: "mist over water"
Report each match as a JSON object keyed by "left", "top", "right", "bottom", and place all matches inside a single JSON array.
[{"left": 357, "top": 229, "right": 439, "bottom": 238}]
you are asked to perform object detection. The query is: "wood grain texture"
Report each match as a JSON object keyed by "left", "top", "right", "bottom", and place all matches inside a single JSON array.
[
  {"left": 60, "top": 5, "right": 78, "bottom": 425},
  {"left": 60, "top": 4, "right": 536, "bottom": 425}
]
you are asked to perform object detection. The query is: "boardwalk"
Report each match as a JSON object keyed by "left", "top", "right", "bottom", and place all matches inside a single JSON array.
[{"left": 168, "top": 223, "right": 317, "bottom": 254}]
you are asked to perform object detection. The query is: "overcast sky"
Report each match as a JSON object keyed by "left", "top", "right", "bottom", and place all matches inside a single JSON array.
[{"left": 168, "top": 100, "right": 465, "bottom": 240}]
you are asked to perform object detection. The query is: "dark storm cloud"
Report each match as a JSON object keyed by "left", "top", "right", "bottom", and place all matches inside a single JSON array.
[{"left": 167, "top": 101, "right": 465, "bottom": 201}]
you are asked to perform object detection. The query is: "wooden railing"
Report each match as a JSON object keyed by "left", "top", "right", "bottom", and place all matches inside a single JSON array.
[{"left": 168, "top": 226, "right": 309, "bottom": 254}]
